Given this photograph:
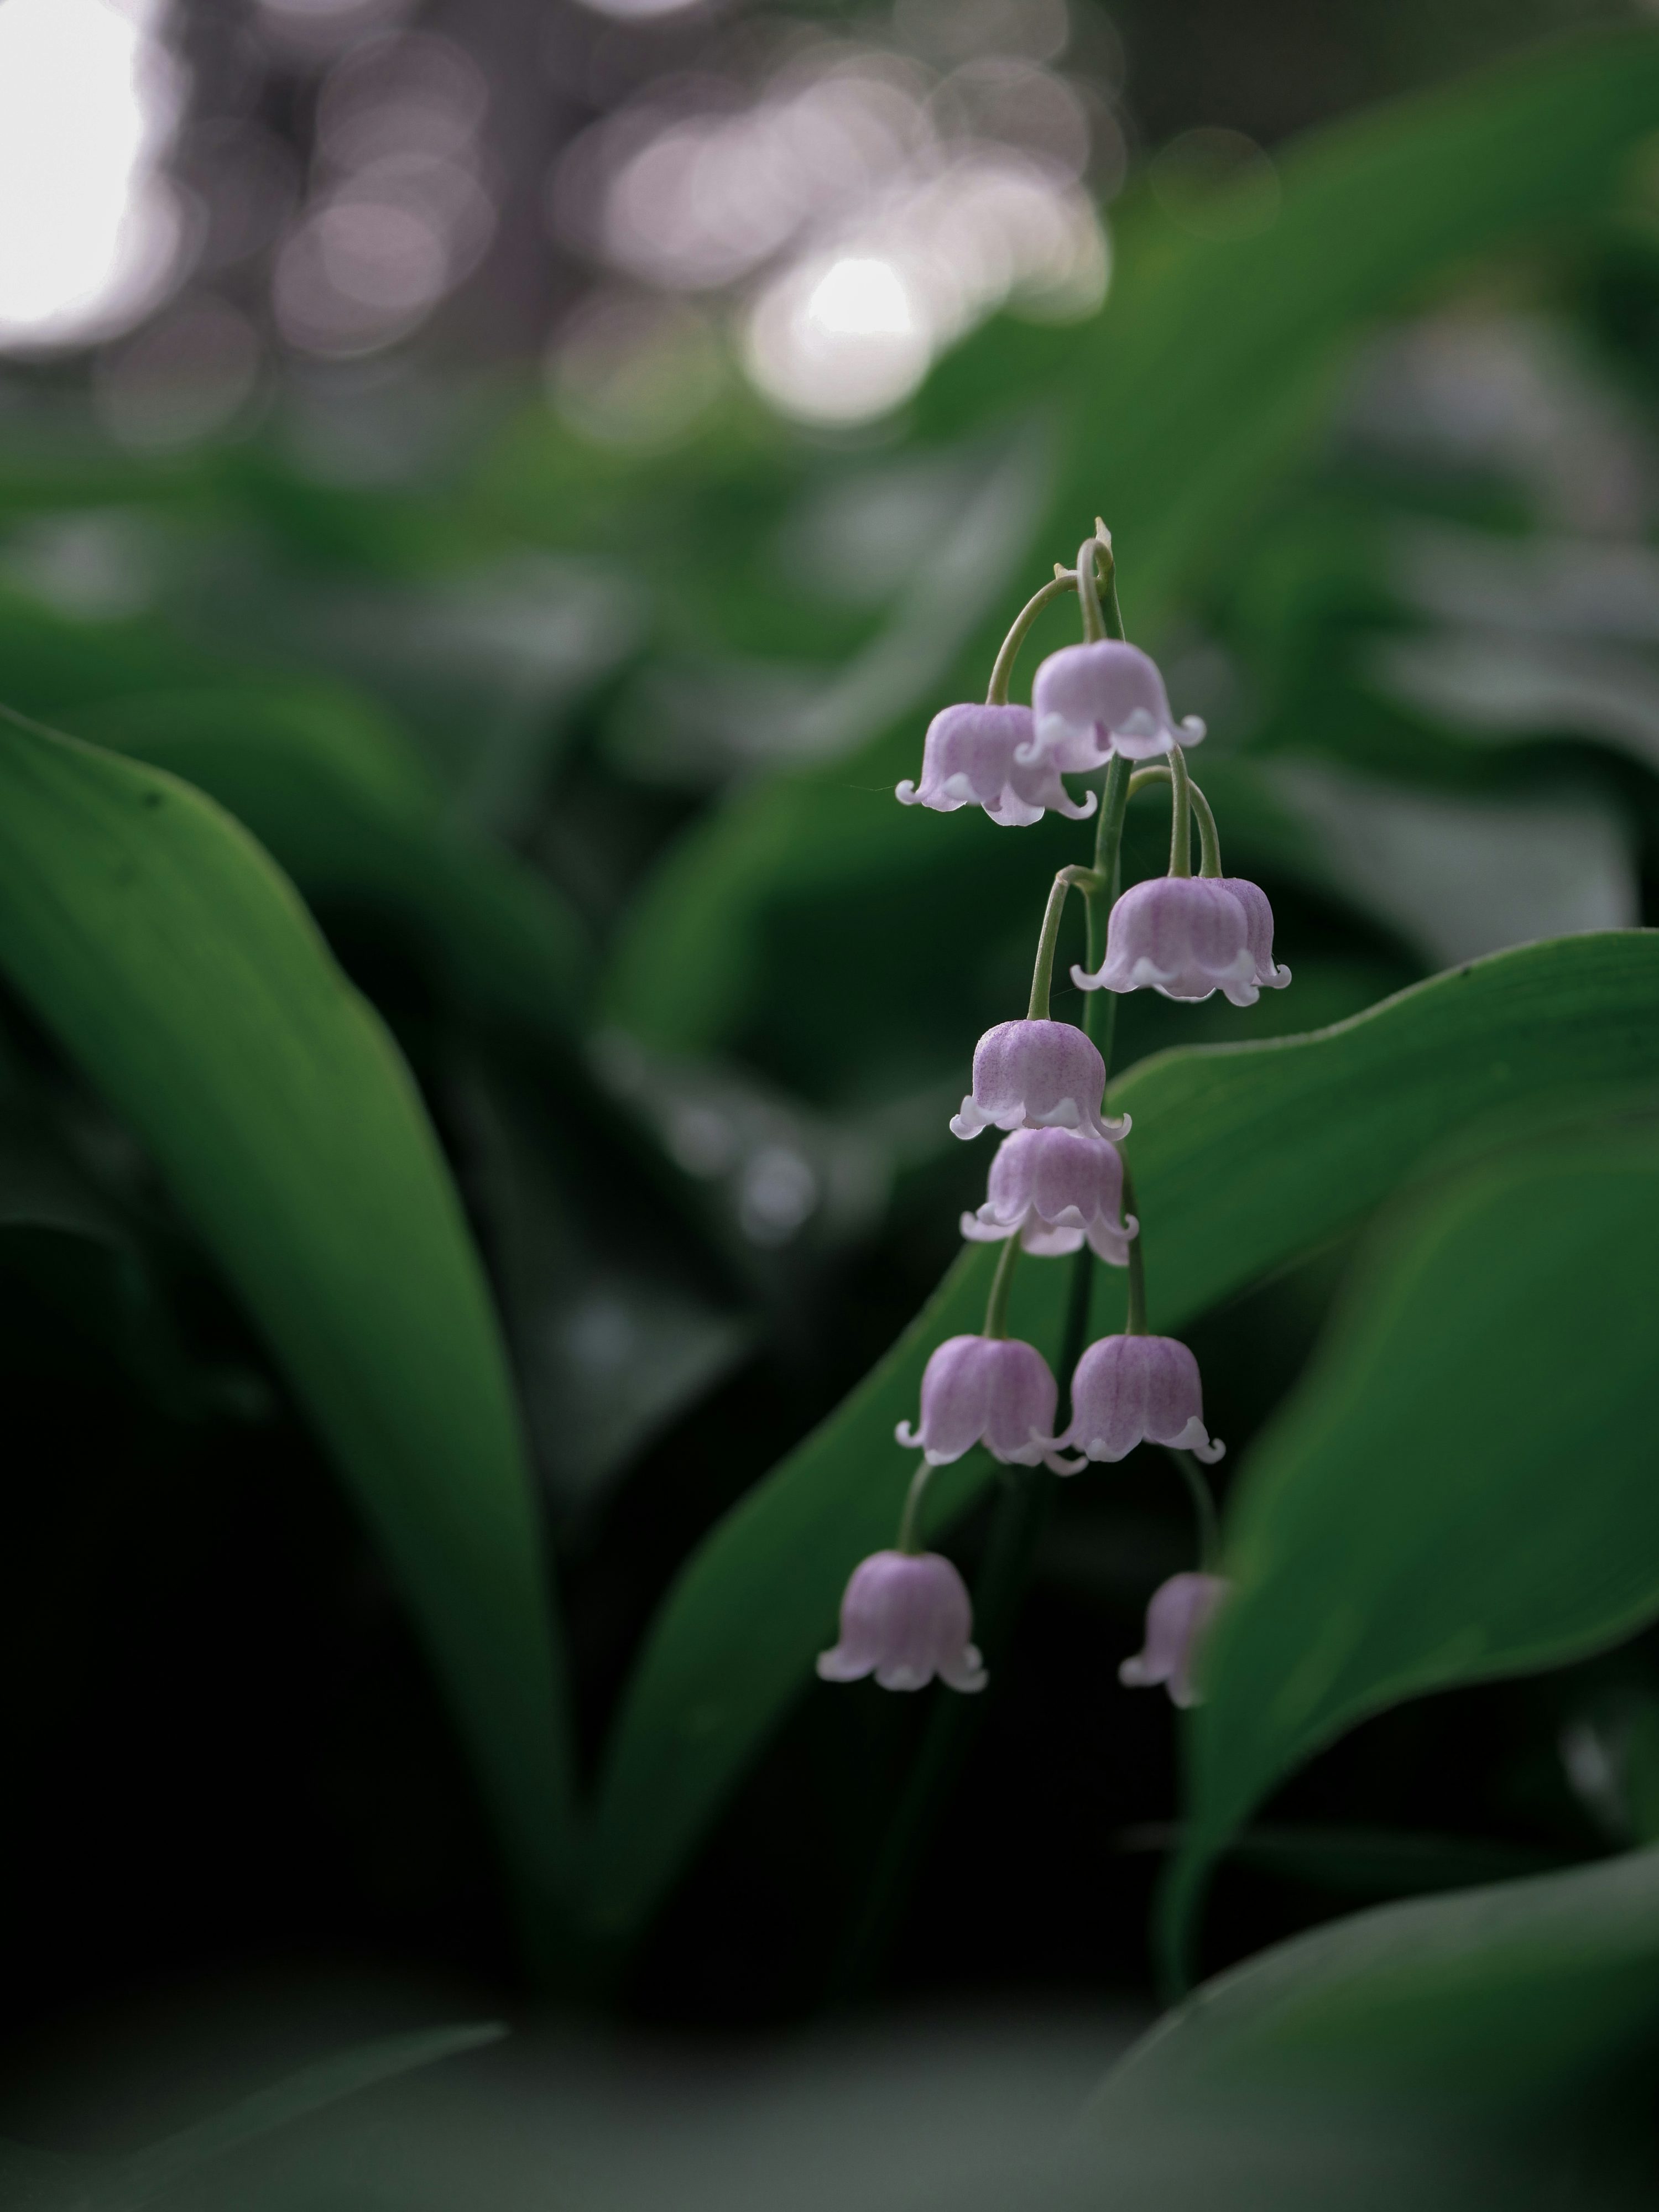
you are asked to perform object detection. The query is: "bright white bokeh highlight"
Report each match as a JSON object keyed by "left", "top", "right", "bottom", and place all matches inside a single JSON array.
[
  {"left": 552, "top": 28, "right": 1109, "bottom": 430},
  {"left": 0, "top": 0, "right": 185, "bottom": 350},
  {"left": 743, "top": 157, "right": 1105, "bottom": 424}
]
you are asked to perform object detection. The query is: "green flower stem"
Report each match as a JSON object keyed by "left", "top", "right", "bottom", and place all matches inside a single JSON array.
[
  {"left": 1125, "top": 764, "right": 1223, "bottom": 878},
  {"left": 828, "top": 1462, "right": 1055, "bottom": 2005},
  {"left": 1167, "top": 744, "right": 1194, "bottom": 878},
  {"left": 1027, "top": 865, "right": 1102, "bottom": 1022},
  {"left": 896, "top": 1459, "right": 933, "bottom": 1556},
  {"left": 1093, "top": 522, "right": 1127, "bottom": 641},
  {"left": 1166, "top": 1448, "right": 1220, "bottom": 1573},
  {"left": 1123, "top": 1166, "right": 1148, "bottom": 1335},
  {"left": 985, "top": 572, "right": 1077, "bottom": 706},
  {"left": 1082, "top": 754, "right": 1132, "bottom": 1060},
  {"left": 831, "top": 525, "right": 1136, "bottom": 2009},
  {"left": 1028, "top": 873, "right": 1072, "bottom": 1022},
  {"left": 1076, "top": 535, "right": 1108, "bottom": 644},
  {"left": 982, "top": 1233, "right": 1021, "bottom": 1339},
  {"left": 1193, "top": 784, "right": 1222, "bottom": 879}
]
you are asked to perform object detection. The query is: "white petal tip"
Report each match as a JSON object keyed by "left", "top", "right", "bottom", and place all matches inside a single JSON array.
[
  {"left": 1070, "top": 962, "right": 1106, "bottom": 992},
  {"left": 895, "top": 781, "right": 919, "bottom": 805},
  {"left": 1179, "top": 716, "right": 1207, "bottom": 743},
  {"left": 895, "top": 1420, "right": 921, "bottom": 1447}
]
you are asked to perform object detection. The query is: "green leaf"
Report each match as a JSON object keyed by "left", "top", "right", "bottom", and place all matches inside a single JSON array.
[
  {"left": 71, "top": 686, "right": 589, "bottom": 1036},
  {"left": 1072, "top": 1848, "right": 1659, "bottom": 2210},
  {"left": 601, "top": 29, "right": 1659, "bottom": 1059},
  {"left": 0, "top": 707, "right": 575, "bottom": 1956},
  {"left": 0, "top": 2023, "right": 504, "bottom": 2212},
  {"left": 585, "top": 932, "right": 1659, "bottom": 1946},
  {"left": 1164, "top": 1125, "right": 1659, "bottom": 1980},
  {"left": 98, "top": 2024, "right": 505, "bottom": 2211}
]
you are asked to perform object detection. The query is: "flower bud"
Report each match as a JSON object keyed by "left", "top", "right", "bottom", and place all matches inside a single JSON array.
[
  {"left": 817, "top": 1550, "right": 987, "bottom": 1693},
  {"left": 1057, "top": 1334, "right": 1225, "bottom": 1464},
  {"left": 1120, "top": 1571, "right": 1228, "bottom": 1707},
  {"left": 951, "top": 1019, "right": 1129, "bottom": 1142},
  {"left": 896, "top": 703, "right": 1097, "bottom": 826},
  {"left": 1072, "top": 875, "right": 1290, "bottom": 1006},
  {"left": 1031, "top": 640, "right": 1206, "bottom": 769},
  {"left": 897, "top": 1332, "right": 1076, "bottom": 1472},
  {"left": 961, "top": 1126, "right": 1136, "bottom": 1264}
]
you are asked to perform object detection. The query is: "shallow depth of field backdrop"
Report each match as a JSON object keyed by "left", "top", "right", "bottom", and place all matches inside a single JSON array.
[{"left": 5, "top": 0, "right": 1659, "bottom": 2205}]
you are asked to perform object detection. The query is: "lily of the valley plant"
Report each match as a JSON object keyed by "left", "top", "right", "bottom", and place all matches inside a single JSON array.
[{"left": 818, "top": 526, "right": 1290, "bottom": 1706}]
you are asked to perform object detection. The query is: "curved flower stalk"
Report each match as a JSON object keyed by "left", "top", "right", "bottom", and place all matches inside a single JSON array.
[
  {"left": 951, "top": 1019, "right": 1129, "bottom": 1142},
  {"left": 896, "top": 703, "right": 1097, "bottom": 826},
  {"left": 1031, "top": 640, "right": 1206, "bottom": 768},
  {"left": 1120, "top": 1572, "right": 1228, "bottom": 1708},
  {"left": 896, "top": 1332, "right": 1076, "bottom": 1473},
  {"left": 961, "top": 1126, "right": 1136, "bottom": 1264},
  {"left": 1073, "top": 874, "right": 1291, "bottom": 1006},
  {"left": 817, "top": 1550, "right": 987, "bottom": 1693},
  {"left": 1057, "top": 1333, "right": 1225, "bottom": 1464},
  {"left": 827, "top": 522, "right": 1256, "bottom": 1739}
]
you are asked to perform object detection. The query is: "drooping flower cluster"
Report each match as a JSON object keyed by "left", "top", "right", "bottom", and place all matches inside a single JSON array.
[{"left": 822, "top": 529, "right": 1285, "bottom": 1710}]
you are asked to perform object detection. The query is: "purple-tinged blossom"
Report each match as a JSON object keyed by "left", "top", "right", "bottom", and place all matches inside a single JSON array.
[
  {"left": 951, "top": 1019, "right": 1129, "bottom": 1143},
  {"left": 817, "top": 1550, "right": 987, "bottom": 1693},
  {"left": 961, "top": 1126, "right": 1136, "bottom": 1264},
  {"left": 1030, "top": 640, "right": 1206, "bottom": 769},
  {"left": 1120, "top": 1572, "right": 1228, "bottom": 1707},
  {"left": 1222, "top": 876, "right": 1293, "bottom": 998},
  {"left": 1072, "top": 875, "right": 1290, "bottom": 1006},
  {"left": 898, "top": 1332, "right": 1077, "bottom": 1471},
  {"left": 1056, "top": 1334, "right": 1225, "bottom": 1464},
  {"left": 896, "top": 703, "right": 1097, "bottom": 827}
]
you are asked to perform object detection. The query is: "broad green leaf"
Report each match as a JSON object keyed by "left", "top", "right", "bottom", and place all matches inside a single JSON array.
[
  {"left": 0, "top": 583, "right": 588, "bottom": 1033},
  {"left": 585, "top": 932, "right": 1659, "bottom": 1944},
  {"left": 601, "top": 29, "right": 1659, "bottom": 1057},
  {"left": 0, "top": 708, "right": 575, "bottom": 1954},
  {"left": 0, "top": 2023, "right": 504, "bottom": 2212},
  {"left": 1163, "top": 1129, "right": 1659, "bottom": 1979},
  {"left": 1066, "top": 1848, "right": 1659, "bottom": 2211},
  {"left": 70, "top": 687, "right": 589, "bottom": 1035}
]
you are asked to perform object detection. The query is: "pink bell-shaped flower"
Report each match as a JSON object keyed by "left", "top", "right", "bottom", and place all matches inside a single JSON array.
[
  {"left": 1056, "top": 1334, "right": 1225, "bottom": 1464},
  {"left": 1120, "top": 1571, "right": 1228, "bottom": 1708},
  {"left": 1223, "top": 876, "right": 1293, "bottom": 997},
  {"left": 896, "top": 703, "right": 1097, "bottom": 827},
  {"left": 817, "top": 1549, "right": 987, "bottom": 1693},
  {"left": 961, "top": 1126, "right": 1136, "bottom": 1264},
  {"left": 1030, "top": 640, "right": 1206, "bottom": 769},
  {"left": 1072, "top": 875, "right": 1291, "bottom": 1007},
  {"left": 951, "top": 1019, "right": 1129, "bottom": 1142},
  {"left": 897, "top": 1332, "right": 1076, "bottom": 1471}
]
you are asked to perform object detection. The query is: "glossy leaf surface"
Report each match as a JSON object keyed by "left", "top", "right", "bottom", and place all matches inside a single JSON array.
[
  {"left": 1165, "top": 1127, "right": 1659, "bottom": 1972},
  {"left": 1067, "top": 1848, "right": 1659, "bottom": 2211},
  {"left": 0, "top": 709, "right": 576, "bottom": 1949},
  {"left": 586, "top": 932, "right": 1659, "bottom": 1942}
]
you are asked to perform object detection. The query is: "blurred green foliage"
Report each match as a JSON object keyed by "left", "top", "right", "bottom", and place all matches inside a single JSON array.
[{"left": 4, "top": 17, "right": 1659, "bottom": 2201}]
